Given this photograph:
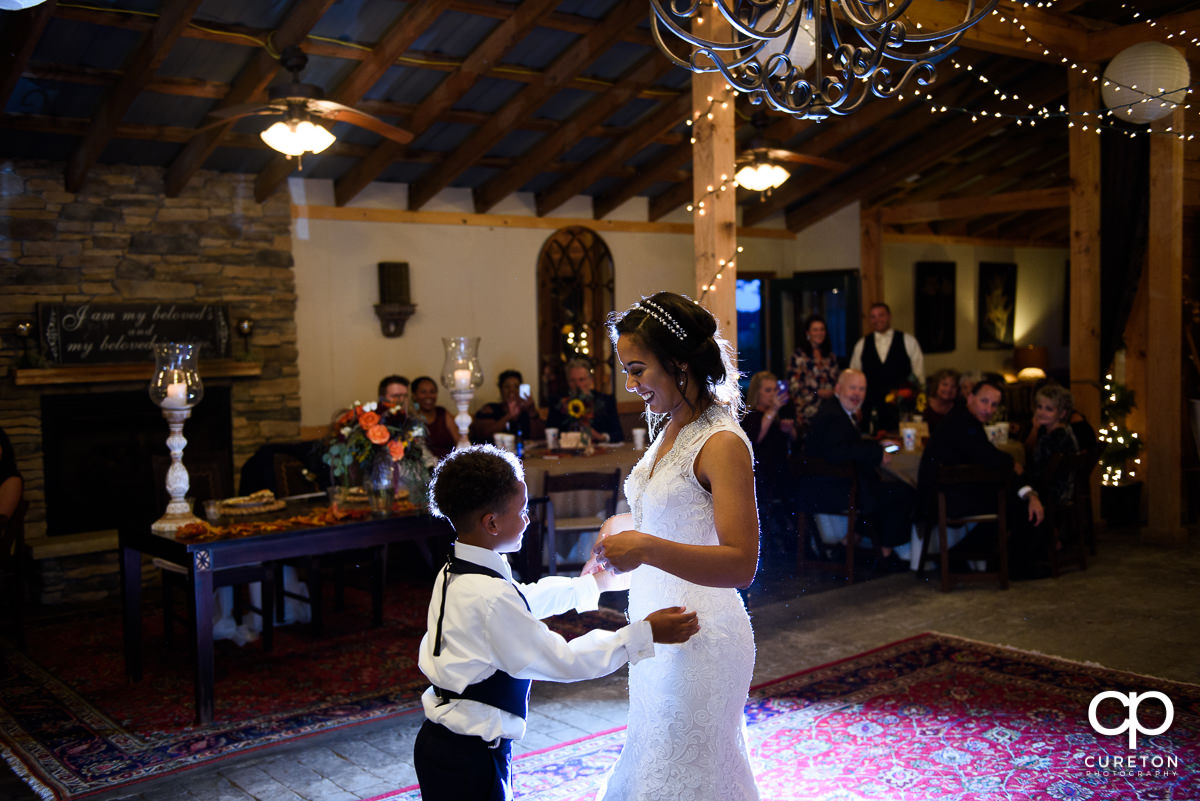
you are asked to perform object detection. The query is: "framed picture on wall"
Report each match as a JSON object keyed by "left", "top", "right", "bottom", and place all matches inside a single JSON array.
[
  {"left": 913, "top": 261, "right": 956, "bottom": 353},
  {"left": 978, "top": 261, "right": 1016, "bottom": 349}
]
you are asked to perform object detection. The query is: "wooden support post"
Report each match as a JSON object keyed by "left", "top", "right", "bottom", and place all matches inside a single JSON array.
[
  {"left": 1067, "top": 69, "right": 1102, "bottom": 515},
  {"left": 1144, "top": 105, "right": 1186, "bottom": 545},
  {"left": 860, "top": 207, "right": 884, "bottom": 326},
  {"left": 691, "top": 14, "right": 737, "bottom": 354}
]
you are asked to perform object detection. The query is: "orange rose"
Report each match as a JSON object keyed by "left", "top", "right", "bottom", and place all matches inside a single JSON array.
[
  {"left": 367, "top": 424, "right": 390, "bottom": 444},
  {"left": 336, "top": 409, "right": 355, "bottom": 427},
  {"left": 388, "top": 439, "right": 406, "bottom": 461},
  {"left": 359, "top": 411, "right": 381, "bottom": 429}
]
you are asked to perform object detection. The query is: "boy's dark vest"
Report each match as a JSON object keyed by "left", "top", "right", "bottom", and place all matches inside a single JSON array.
[
  {"left": 431, "top": 558, "right": 532, "bottom": 720},
  {"left": 861, "top": 330, "right": 912, "bottom": 412}
]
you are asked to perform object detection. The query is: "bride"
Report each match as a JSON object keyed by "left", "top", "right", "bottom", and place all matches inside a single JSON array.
[{"left": 587, "top": 291, "right": 760, "bottom": 801}]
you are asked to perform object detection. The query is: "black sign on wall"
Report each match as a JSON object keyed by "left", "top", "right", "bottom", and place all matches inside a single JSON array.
[{"left": 37, "top": 303, "right": 231, "bottom": 364}]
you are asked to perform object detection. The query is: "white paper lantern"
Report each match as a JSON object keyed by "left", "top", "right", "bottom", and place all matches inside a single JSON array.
[
  {"left": 0, "top": 0, "right": 51, "bottom": 9},
  {"left": 757, "top": 13, "right": 818, "bottom": 72},
  {"left": 1102, "top": 41, "right": 1190, "bottom": 124}
]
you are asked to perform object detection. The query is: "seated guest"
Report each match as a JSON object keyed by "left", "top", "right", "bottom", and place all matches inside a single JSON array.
[
  {"left": 0, "top": 425, "right": 24, "bottom": 528},
  {"left": 469, "top": 369, "right": 545, "bottom": 445},
  {"left": 412, "top": 376, "right": 459, "bottom": 459},
  {"left": 546, "top": 358, "right": 624, "bottom": 443},
  {"left": 378, "top": 374, "right": 410, "bottom": 415},
  {"left": 918, "top": 378, "right": 1045, "bottom": 568},
  {"left": 787, "top": 314, "right": 840, "bottom": 428},
  {"left": 741, "top": 371, "right": 796, "bottom": 558},
  {"left": 923, "top": 368, "right": 961, "bottom": 433},
  {"left": 804, "top": 369, "right": 913, "bottom": 562},
  {"left": 958, "top": 370, "right": 982, "bottom": 400}
]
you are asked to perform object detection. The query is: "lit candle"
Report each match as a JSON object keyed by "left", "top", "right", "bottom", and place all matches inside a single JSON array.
[
  {"left": 453, "top": 369, "right": 472, "bottom": 390},
  {"left": 163, "top": 382, "right": 188, "bottom": 408}
]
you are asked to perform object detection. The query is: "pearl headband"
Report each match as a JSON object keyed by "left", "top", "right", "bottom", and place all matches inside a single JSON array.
[{"left": 633, "top": 299, "right": 686, "bottom": 341}]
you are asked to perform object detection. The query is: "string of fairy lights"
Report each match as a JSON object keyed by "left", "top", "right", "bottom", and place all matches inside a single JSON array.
[{"left": 679, "top": 0, "right": 1195, "bottom": 302}]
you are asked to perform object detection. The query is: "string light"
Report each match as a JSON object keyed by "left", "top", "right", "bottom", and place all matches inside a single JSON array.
[{"left": 698, "top": 245, "right": 744, "bottom": 301}]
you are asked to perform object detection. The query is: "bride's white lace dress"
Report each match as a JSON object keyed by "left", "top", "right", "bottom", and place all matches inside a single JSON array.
[{"left": 598, "top": 404, "right": 759, "bottom": 801}]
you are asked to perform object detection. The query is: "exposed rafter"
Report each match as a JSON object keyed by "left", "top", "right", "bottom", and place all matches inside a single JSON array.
[
  {"left": 334, "top": 0, "right": 564, "bottom": 208},
  {"left": 406, "top": 0, "right": 645, "bottom": 212},
  {"left": 0, "top": 0, "right": 56, "bottom": 112}
]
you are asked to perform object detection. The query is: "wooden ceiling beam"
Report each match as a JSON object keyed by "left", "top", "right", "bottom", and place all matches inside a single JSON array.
[
  {"left": 407, "top": 0, "right": 646, "bottom": 211},
  {"left": 474, "top": 55, "right": 671, "bottom": 213},
  {"left": 450, "top": 0, "right": 653, "bottom": 46},
  {"left": 1086, "top": 11, "right": 1200, "bottom": 61},
  {"left": 163, "top": 0, "right": 336, "bottom": 197},
  {"left": 0, "top": 0, "right": 57, "bottom": 112},
  {"left": 880, "top": 186, "right": 1069, "bottom": 224},
  {"left": 739, "top": 93, "right": 936, "bottom": 227},
  {"left": 22, "top": 63, "right": 685, "bottom": 147},
  {"left": 334, "top": 0, "right": 565, "bottom": 207},
  {"left": 908, "top": 0, "right": 1089, "bottom": 61},
  {"left": 890, "top": 133, "right": 1046, "bottom": 203},
  {"left": 784, "top": 67, "right": 1065, "bottom": 231},
  {"left": 536, "top": 91, "right": 693, "bottom": 217},
  {"left": 253, "top": 0, "right": 454, "bottom": 201},
  {"left": 65, "top": 0, "right": 204, "bottom": 193},
  {"left": 593, "top": 140, "right": 692, "bottom": 220}
]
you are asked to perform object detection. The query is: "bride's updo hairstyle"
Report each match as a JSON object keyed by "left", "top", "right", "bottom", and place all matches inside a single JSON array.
[{"left": 607, "top": 291, "right": 743, "bottom": 425}]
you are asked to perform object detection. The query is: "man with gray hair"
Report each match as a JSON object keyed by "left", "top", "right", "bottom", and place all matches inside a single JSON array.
[{"left": 547, "top": 358, "right": 624, "bottom": 443}]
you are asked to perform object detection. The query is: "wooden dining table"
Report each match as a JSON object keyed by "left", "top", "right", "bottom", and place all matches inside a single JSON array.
[
  {"left": 882, "top": 439, "right": 1026, "bottom": 488},
  {"left": 120, "top": 498, "right": 452, "bottom": 724},
  {"left": 522, "top": 441, "right": 645, "bottom": 516}
]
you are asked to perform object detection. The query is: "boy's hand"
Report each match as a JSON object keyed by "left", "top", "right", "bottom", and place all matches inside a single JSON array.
[
  {"left": 592, "top": 530, "right": 647, "bottom": 573},
  {"left": 645, "top": 606, "right": 699, "bottom": 644},
  {"left": 591, "top": 565, "right": 632, "bottom": 592}
]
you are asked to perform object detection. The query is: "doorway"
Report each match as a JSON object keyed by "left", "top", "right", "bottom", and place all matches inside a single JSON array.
[{"left": 768, "top": 270, "right": 861, "bottom": 377}]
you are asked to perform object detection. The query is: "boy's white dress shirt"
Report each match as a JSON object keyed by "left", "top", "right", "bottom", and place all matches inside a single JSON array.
[{"left": 418, "top": 541, "right": 655, "bottom": 742}]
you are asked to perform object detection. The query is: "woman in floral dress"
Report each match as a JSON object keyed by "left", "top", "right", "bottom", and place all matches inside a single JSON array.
[{"left": 788, "top": 314, "right": 840, "bottom": 427}]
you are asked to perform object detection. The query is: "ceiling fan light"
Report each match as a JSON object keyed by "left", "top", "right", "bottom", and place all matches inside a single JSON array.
[
  {"left": 735, "top": 162, "right": 790, "bottom": 192},
  {"left": 260, "top": 119, "right": 335, "bottom": 156}
]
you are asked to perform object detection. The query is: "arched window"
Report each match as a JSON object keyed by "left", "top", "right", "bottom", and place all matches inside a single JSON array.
[{"left": 536, "top": 226, "right": 615, "bottom": 405}]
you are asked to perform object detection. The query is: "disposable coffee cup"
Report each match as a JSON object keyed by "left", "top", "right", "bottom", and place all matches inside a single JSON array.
[
  {"left": 900, "top": 424, "right": 917, "bottom": 452},
  {"left": 545, "top": 427, "right": 559, "bottom": 449},
  {"left": 632, "top": 427, "right": 648, "bottom": 450}
]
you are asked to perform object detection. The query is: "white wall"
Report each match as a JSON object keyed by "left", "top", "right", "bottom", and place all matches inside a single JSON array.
[{"left": 290, "top": 180, "right": 795, "bottom": 426}]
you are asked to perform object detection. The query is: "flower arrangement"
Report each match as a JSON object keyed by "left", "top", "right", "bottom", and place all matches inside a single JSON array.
[
  {"left": 322, "top": 401, "right": 435, "bottom": 506},
  {"left": 559, "top": 392, "right": 595, "bottom": 432},
  {"left": 884, "top": 375, "right": 927, "bottom": 418}
]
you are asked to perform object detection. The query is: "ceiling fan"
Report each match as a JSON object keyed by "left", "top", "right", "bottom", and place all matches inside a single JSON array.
[
  {"left": 203, "top": 46, "right": 414, "bottom": 157},
  {"left": 735, "top": 112, "right": 845, "bottom": 194}
]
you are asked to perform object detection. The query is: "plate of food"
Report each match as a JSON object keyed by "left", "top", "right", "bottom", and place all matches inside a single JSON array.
[{"left": 218, "top": 489, "right": 287, "bottom": 516}]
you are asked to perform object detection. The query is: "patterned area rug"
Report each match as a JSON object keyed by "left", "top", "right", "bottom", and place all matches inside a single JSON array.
[
  {"left": 0, "top": 581, "right": 624, "bottom": 800},
  {"left": 375, "top": 632, "right": 1199, "bottom": 801}
]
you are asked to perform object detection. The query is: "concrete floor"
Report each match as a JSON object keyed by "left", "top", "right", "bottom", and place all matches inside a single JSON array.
[{"left": 2, "top": 526, "right": 1196, "bottom": 801}]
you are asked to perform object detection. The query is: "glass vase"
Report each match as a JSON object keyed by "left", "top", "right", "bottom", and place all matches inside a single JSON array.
[{"left": 365, "top": 454, "right": 394, "bottom": 517}]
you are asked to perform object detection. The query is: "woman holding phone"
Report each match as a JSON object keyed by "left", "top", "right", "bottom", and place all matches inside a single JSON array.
[{"left": 468, "top": 369, "right": 545, "bottom": 445}]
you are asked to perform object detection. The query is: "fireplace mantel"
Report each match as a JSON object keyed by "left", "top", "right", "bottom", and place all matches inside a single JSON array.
[{"left": 14, "top": 359, "right": 262, "bottom": 386}]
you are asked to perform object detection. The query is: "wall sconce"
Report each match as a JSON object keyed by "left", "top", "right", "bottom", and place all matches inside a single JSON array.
[
  {"left": 374, "top": 261, "right": 417, "bottom": 337},
  {"left": 236, "top": 318, "right": 254, "bottom": 358}
]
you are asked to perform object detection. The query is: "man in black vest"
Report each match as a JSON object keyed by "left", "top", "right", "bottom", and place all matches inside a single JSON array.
[{"left": 849, "top": 302, "right": 925, "bottom": 433}]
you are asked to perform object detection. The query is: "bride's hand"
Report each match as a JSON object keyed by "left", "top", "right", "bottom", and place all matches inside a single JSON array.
[{"left": 593, "top": 530, "right": 648, "bottom": 574}]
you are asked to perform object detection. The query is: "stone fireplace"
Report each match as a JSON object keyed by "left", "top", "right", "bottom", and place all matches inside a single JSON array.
[{"left": 1, "top": 161, "right": 302, "bottom": 603}]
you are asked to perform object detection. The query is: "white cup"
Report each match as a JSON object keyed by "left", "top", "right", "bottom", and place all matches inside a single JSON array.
[
  {"left": 632, "top": 427, "right": 648, "bottom": 450},
  {"left": 493, "top": 433, "right": 517, "bottom": 453},
  {"left": 900, "top": 424, "right": 917, "bottom": 452},
  {"left": 545, "top": 427, "right": 559, "bottom": 450}
]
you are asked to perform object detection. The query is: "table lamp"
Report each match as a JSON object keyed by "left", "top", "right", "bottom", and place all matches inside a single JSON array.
[
  {"left": 148, "top": 342, "right": 204, "bottom": 533},
  {"left": 441, "top": 337, "right": 483, "bottom": 449}
]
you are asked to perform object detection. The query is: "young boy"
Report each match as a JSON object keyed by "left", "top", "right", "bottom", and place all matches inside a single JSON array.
[{"left": 414, "top": 445, "right": 699, "bottom": 801}]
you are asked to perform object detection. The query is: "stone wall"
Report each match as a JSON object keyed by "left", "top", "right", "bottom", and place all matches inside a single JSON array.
[{"left": 0, "top": 160, "right": 302, "bottom": 601}]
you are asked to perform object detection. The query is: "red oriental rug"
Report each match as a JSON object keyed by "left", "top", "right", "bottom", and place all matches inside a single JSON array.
[
  {"left": 375, "top": 632, "right": 1200, "bottom": 801},
  {"left": 0, "top": 581, "right": 624, "bottom": 800}
]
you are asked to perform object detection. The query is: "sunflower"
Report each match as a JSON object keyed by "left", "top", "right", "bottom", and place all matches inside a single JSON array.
[{"left": 567, "top": 398, "right": 586, "bottom": 418}]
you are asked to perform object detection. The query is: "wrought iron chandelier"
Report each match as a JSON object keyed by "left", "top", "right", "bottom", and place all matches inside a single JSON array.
[{"left": 650, "top": 0, "right": 1000, "bottom": 120}]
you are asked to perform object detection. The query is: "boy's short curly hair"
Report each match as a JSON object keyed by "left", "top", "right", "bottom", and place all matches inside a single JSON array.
[{"left": 428, "top": 445, "right": 525, "bottom": 531}]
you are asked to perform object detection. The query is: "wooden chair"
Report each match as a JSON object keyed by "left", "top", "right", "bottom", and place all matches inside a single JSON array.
[
  {"left": 541, "top": 469, "right": 621, "bottom": 576},
  {"left": 916, "top": 464, "right": 1010, "bottom": 592},
  {"left": 273, "top": 452, "right": 322, "bottom": 497},
  {"left": 793, "top": 457, "right": 860, "bottom": 583},
  {"left": 0, "top": 498, "right": 30, "bottom": 646},
  {"left": 1046, "top": 449, "right": 1090, "bottom": 578},
  {"left": 512, "top": 496, "right": 553, "bottom": 582}
]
